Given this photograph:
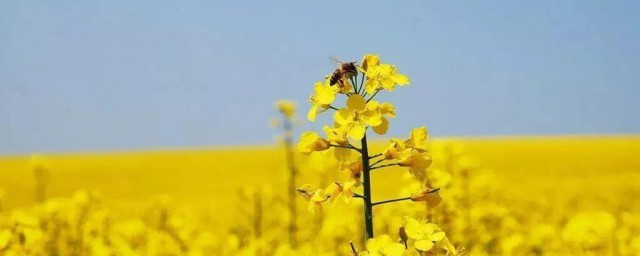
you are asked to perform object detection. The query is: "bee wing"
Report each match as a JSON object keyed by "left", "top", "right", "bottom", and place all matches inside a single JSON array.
[{"left": 330, "top": 56, "right": 343, "bottom": 65}]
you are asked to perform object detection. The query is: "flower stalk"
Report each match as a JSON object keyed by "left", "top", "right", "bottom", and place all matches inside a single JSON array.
[
  {"left": 361, "top": 134, "right": 374, "bottom": 240},
  {"left": 372, "top": 196, "right": 412, "bottom": 207},
  {"left": 273, "top": 100, "right": 299, "bottom": 247}
]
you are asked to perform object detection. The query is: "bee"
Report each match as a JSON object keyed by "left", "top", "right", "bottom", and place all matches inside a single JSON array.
[{"left": 329, "top": 58, "right": 358, "bottom": 87}]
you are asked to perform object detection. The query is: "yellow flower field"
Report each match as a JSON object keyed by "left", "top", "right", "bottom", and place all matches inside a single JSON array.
[{"left": 1, "top": 136, "right": 639, "bottom": 255}]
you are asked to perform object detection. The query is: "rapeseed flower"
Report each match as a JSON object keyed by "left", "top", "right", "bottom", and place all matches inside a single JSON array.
[
  {"left": 297, "top": 132, "right": 330, "bottom": 154},
  {"left": 360, "top": 234, "right": 405, "bottom": 256},
  {"left": 404, "top": 217, "right": 446, "bottom": 252},
  {"left": 307, "top": 81, "right": 338, "bottom": 121},
  {"left": 363, "top": 64, "right": 409, "bottom": 94},
  {"left": 333, "top": 95, "right": 383, "bottom": 140}
]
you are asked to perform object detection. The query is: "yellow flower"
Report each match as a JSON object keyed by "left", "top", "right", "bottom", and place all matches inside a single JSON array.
[
  {"left": 275, "top": 100, "right": 296, "bottom": 118},
  {"left": 342, "top": 158, "right": 363, "bottom": 198},
  {"left": 325, "top": 74, "right": 353, "bottom": 94},
  {"left": 383, "top": 139, "right": 407, "bottom": 160},
  {"left": 296, "top": 184, "right": 315, "bottom": 200},
  {"left": 410, "top": 187, "right": 442, "bottom": 208},
  {"left": 405, "top": 127, "right": 429, "bottom": 152},
  {"left": 398, "top": 150, "right": 432, "bottom": 179},
  {"left": 308, "top": 189, "right": 330, "bottom": 214},
  {"left": 363, "top": 64, "right": 409, "bottom": 94},
  {"left": 361, "top": 234, "right": 405, "bottom": 256},
  {"left": 404, "top": 217, "right": 446, "bottom": 252},
  {"left": 323, "top": 125, "right": 351, "bottom": 161},
  {"left": 297, "top": 132, "right": 330, "bottom": 154},
  {"left": 307, "top": 81, "right": 338, "bottom": 121},
  {"left": 360, "top": 54, "right": 380, "bottom": 72},
  {"left": 325, "top": 181, "right": 345, "bottom": 204},
  {"left": 366, "top": 101, "right": 396, "bottom": 135},
  {"left": 384, "top": 127, "right": 428, "bottom": 160},
  {"left": 297, "top": 184, "right": 330, "bottom": 214},
  {"left": 334, "top": 95, "right": 383, "bottom": 140}
]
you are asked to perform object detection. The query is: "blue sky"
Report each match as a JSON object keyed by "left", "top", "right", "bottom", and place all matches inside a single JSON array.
[{"left": 1, "top": 1, "right": 639, "bottom": 154}]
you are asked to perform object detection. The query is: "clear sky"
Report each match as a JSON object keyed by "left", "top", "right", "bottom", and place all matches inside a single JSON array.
[{"left": 1, "top": 1, "right": 639, "bottom": 154}]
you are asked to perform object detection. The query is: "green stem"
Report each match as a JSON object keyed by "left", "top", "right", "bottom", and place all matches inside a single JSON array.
[
  {"left": 360, "top": 73, "right": 367, "bottom": 96},
  {"left": 361, "top": 134, "right": 374, "bottom": 240},
  {"left": 352, "top": 76, "right": 358, "bottom": 94},
  {"left": 330, "top": 144, "right": 361, "bottom": 153},
  {"left": 370, "top": 163, "right": 399, "bottom": 170},
  {"left": 372, "top": 196, "right": 412, "bottom": 206},
  {"left": 353, "top": 74, "right": 360, "bottom": 94},
  {"left": 352, "top": 193, "right": 366, "bottom": 199},
  {"left": 368, "top": 153, "right": 383, "bottom": 159},
  {"left": 369, "top": 158, "right": 386, "bottom": 168},
  {"left": 366, "top": 90, "right": 381, "bottom": 103}
]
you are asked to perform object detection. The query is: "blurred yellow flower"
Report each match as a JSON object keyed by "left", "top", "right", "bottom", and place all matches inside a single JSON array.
[{"left": 275, "top": 100, "right": 296, "bottom": 118}]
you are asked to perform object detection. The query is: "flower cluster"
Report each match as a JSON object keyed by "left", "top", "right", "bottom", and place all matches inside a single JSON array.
[
  {"left": 295, "top": 54, "right": 447, "bottom": 247},
  {"left": 297, "top": 54, "right": 424, "bottom": 214},
  {"left": 303, "top": 54, "right": 408, "bottom": 139},
  {"left": 382, "top": 127, "right": 433, "bottom": 179}
]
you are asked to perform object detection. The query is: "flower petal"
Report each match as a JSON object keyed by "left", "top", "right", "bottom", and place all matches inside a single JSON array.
[
  {"left": 347, "top": 94, "right": 367, "bottom": 111},
  {"left": 380, "top": 103, "right": 396, "bottom": 118},
  {"left": 316, "top": 84, "right": 336, "bottom": 105},
  {"left": 348, "top": 122, "right": 366, "bottom": 140},
  {"left": 364, "top": 79, "right": 380, "bottom": 95},
  {"left": 431, "top": 231, "right": 446, "bottom": 242},
  {"left": 362, "top": 110, "right": 383, "bottom": 127},
  {"left": 372, "top": 117, "right": 389, "bottom": 135},
  {"left": 393, "top": 74, "right": 410, "bottom": 85},
  {"left": 307, "top": 105, "right": 318, "bottom": 121},
  {"left": 415, "top": 239, "right": 434, "bottom": 251},
  {"left": 333, "top": 108, "right": 352, "bottom": 125},
  {"left": 333, "top": 147, "right": 351, "bottom": 162}
]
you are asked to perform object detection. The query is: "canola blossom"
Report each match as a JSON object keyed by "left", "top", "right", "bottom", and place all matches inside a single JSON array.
[{"left": 296, "top": 54, "right": 460, "bottom": 254}]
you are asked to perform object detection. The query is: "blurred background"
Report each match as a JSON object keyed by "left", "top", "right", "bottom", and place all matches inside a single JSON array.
[{"left": 1, "top": 1, "right": 640, "bottom": 255}]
